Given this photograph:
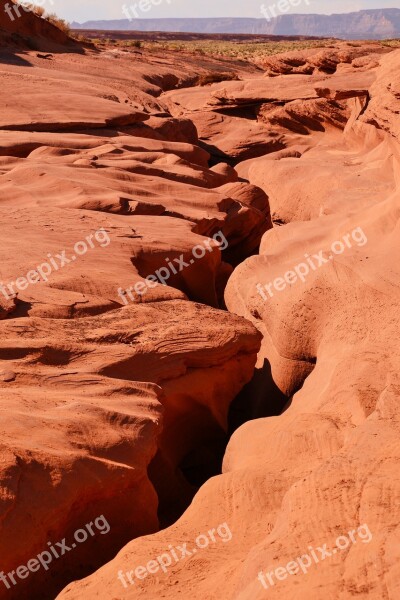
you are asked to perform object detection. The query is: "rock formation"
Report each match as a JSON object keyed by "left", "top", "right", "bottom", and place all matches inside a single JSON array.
[
  {"left": 0, "top": 7, "right": 399, "bottom": 600},
  {"left": 58, "top": 38, "right": 399, "bottom": 600}
]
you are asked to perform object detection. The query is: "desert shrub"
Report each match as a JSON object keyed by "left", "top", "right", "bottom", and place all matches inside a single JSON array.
[
  {"left": 45, "top": 13, "right": 71, "bottom": 35},
  {"left": 123, "top": 40, "right": 142, "bottom": 48},
  {"left": 74, "top": 34, "right": 91, "bottom": 43},
  {"left": 169, "top": 43, "right": 184, "bottom": 51},
  {"left": 381, "top": 39, "right": 400, "bottom": 47},
  {"left": 141, "top": 39, "right": 339, "bottom": 60},
  {"left": 24, "top": 3, "right": 45, "bottom": 17}
]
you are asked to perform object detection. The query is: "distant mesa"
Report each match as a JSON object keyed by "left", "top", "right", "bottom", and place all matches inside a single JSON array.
[{"left": 72, "top": 9, "right": 400, "bottom": 40}]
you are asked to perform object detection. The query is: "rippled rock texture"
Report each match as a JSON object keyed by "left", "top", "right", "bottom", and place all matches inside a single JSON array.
[{"left": 1, "top": 8, "right": 399, "bottom": 600}]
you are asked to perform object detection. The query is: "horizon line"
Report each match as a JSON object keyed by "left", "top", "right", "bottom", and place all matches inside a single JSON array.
[{"left": 72, "top": 7, "right": 400, "bottom": 22}]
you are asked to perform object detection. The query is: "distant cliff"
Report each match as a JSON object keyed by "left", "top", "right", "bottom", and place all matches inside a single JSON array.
[{"left": 72, "top": 9, "right": 400, "bottom": 39}]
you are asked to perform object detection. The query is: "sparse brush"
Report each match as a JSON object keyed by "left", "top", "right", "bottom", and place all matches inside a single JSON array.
[
  {"left": 45, "top": 12, "right": 71, "bottom": 35},
  {"left": 139, "top": 38, "right": 337, "bottom": 60},
  {"left": 381, "top": 39, "right": 400, "bottom": 47},
  {"left": 122, "top": 40, "right": 142, "bottom": 48},
  {"left": 74, "top": 34, "right": 91, "bottom": 43},
  {"left": 76, "top": 35, "right": 400, "bottom": 58},
  {"left": 23, "top": 3, "right": 45, "bottom": 18}
]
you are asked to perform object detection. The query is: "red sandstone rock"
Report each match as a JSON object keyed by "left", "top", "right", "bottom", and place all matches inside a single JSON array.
[
  {"left": 0, "top": 0, "right": 75, "bottom": 49},
  {"left": 0, "top": 11, "right": 265, "bottom": 599},
  {"left": 1, "top": 9, "right": 399, "bottom": 600},
  {"left": 57, "top": 46, "right": 400, "bottom": 600}
]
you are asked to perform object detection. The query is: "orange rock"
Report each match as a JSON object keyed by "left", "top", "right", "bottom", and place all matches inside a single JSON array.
[
  {"left": 1, "top": 9, "right": 399, "bottom": 600},
  {"left": 57, "top": 47, "right": 400, "bottom": 600}
]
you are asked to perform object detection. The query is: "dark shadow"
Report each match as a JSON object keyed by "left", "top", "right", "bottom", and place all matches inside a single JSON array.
[
  {"left": 199, "top": 138, "right": 287, "bottom": 167},
  {"left": 0, "top": 49, "right": 33, "bottom": 66},
  {"left": 213, "top": 105, "right": 261, "bottom": 119},
  {"left": 228, "top": 358, "right": 290, "bottom": 435},
  {"left": 198, "top": 140, "right": 234, "bottom": 166},
  {"left": 7, "top": 299, "right": 33, "bottom": 318},
  {"left": 149, "top": 431, "right": 229, "bottom": 529}
]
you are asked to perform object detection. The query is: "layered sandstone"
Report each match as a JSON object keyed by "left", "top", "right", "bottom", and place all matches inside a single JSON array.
[
  {"left": 0, "top": 13, "right": 265, "bottom": 600},
  {"left": 1, "top": 9, "right": 399, "bottom": 600},
  {"left": 57, "top": 43, "right": 400, "bottom": 600}
]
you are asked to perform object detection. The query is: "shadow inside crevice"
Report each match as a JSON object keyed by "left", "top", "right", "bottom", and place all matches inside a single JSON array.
[{"left": 228, "top": 358, "right": 290, "bottom": 435}]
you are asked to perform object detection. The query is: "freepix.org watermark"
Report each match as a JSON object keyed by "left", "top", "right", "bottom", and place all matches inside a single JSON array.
[
  {"left": 117, "top": 230, "right": 228, "bottom": 305},
  {"left": 122, "top": 0, "right": 172, "bottom": 21},
  {"left": 117, "top": 522, "right": 232, "bottom": 588},
  {"left": 0, "top": 228, "right": 111, "bottom": 301},
  {"left": 4, "top": 1, "right": 54, "bottom": 22},
  {"left": 257, "top": 523, "right": 372, "bottom": 590},
  {"left": 0, "top": 515, "right": 110, "bottom": 590},
  {"left": 260, "top": 0, "right": 311, "bottom": 21},
  {"left": 256, "top": 226, "right": 368, "bottom": 301}
]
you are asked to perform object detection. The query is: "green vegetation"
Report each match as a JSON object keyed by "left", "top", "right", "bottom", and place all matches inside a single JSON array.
[
  {"left": 81, "top": 34, "right": 400, "bottom": 60},
  {"left": 137, "top": 39, "right": 337, "bottom": 59},
  {"left": 137, "top": 38, "right": 400, "bottom": 59},
  {"left": 380, "top": 39, "right": 400, "bottom": 47}
]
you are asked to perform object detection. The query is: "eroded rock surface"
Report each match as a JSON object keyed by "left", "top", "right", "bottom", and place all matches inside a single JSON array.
[
  {"left": 0, "top": 12, "right": 264, "bottom": 600},
  {"left": 57, "top": 44, "right": 400, "bottom": 600},
  {"left": 1, "top": 10, "right": 399, "bottom": 600}
]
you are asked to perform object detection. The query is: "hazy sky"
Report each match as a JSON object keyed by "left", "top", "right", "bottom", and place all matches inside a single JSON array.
[{"left": 47, "top": 0, "right": 400, "bottom": 24}]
